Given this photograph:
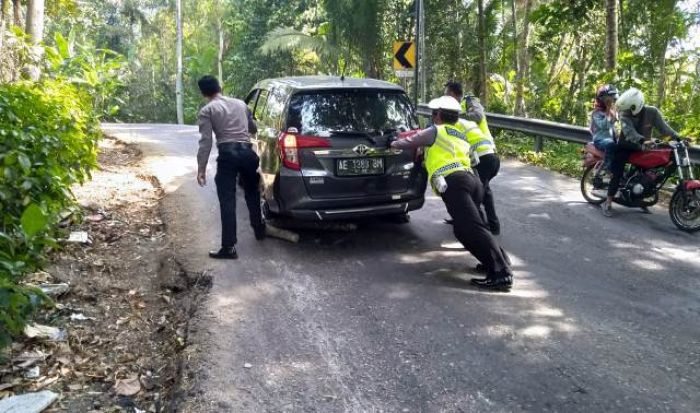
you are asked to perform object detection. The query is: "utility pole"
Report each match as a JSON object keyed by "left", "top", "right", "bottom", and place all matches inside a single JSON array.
[
  {"left": 419, "top": 0, "right": 426, "bottom": 102},
  {"left": 413, "top": 0, "right": 420, "bottom": 106},
  {"left": 412, "top": 0, "right": 425, "bottom": 106},
  {"left": 175, "top": 0, "right": 184, "bottom": 124}
]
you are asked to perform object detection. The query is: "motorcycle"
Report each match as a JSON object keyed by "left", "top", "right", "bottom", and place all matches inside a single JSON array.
[{"left": 581, "top": 138, "right": 700, "bottom": 232}]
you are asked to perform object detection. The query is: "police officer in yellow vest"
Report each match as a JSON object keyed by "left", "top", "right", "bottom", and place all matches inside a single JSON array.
[
  {"left": 445, "top": 81, "right": 501, "bottom": 235},
  {"left": 391, "top": 96, "right": 513, "bottom": 291}
]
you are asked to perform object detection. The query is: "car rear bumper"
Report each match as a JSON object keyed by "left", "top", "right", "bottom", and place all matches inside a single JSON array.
[{"left": 286, "top": 197, "right": 425, "bottom": 221}]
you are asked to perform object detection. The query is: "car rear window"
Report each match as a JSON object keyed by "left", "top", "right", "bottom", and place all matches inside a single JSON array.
[{"left": 286, "top": 90, "right": 418, "bottom": 136}]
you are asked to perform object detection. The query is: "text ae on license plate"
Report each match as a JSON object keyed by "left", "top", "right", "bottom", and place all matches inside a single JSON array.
[{"left": 336, "top": 157, "right": 385, "bottom": 176}]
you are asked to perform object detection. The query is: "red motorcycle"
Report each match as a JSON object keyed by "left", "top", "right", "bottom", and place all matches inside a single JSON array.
[{"left": 581, "top": 139, "right": 700, "bottom": 232}]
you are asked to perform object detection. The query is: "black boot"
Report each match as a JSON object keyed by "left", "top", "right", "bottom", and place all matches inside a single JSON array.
[
  {"left": 474, "top": 263, "right": 487, "bottom": 273},
  {"left": 253, "top": 224, "right": 266, "bottom": 241},
  {"left": 209, "top": 246, "right": 238, "bottom": 259},
  {"left": 471, "top": 275, "right": 512, "bottom": 291}
]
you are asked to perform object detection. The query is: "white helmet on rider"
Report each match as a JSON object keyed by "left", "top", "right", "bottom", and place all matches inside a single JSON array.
[{"left": 616, "top": 88, "right": 645, "bottom": 115}]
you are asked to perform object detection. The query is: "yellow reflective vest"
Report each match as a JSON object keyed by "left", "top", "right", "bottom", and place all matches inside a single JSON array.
[{"left": 425, "top": 124, "right": 472, "bottom": 193}]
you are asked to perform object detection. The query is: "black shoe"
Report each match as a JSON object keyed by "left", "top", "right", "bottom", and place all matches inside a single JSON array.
[
  {"left": 470, "top": 276, "right": 512, "bottom": 291},
  {"left": 209, "top": 247, "right": 238, "bottom": 259},
  {"left": 253, "top": 224, "right": 266, "bottom": 241},
  {"left": 444, "top": 219, "right": 454, "bottom": 225},
  {"left": 474, "top": 263, "right": 487, "bottom": 274}
]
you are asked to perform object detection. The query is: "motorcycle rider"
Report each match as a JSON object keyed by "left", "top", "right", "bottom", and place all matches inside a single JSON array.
[
  {"left": 391, "top": 96, "right": 514, "bottom": 291},
  {"left": 590, "top": 85, "right": 619, "bottom": 171},
  {"left": 603, "top": 88, "right": 682, "bottom": 216}
]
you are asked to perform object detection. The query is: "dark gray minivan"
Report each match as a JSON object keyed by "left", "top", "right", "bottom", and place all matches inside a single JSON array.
[{"left": 245, "top": 76, "right": 427, "bottom": 221}]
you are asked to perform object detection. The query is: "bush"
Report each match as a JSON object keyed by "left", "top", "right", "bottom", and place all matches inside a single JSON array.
[
  {"left": 0, "top": 79, "right": 99, "bottom": 347},
  {"left": 496, "top": 131, "right": 583, "bottom": 177}
]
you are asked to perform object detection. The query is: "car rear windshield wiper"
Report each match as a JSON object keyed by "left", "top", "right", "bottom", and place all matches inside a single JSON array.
[{"left": 329, "top": 130, "right": 377, "bottom": 145}]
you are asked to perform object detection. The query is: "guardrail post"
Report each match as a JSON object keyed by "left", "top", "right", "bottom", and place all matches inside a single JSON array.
[{"left": 534, "top": 136, "right": 544, "bottom": 153}]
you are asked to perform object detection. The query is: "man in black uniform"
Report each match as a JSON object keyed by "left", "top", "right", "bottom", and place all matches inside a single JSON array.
[
  {"left": 445, "top": 81, "right": 502, "bottom": 235},
  {"left": 392, "top": 96, "right": 513, "bottom": 291},
  {"left": 196, "top": 76, "right": 265, "bottom": 259}
]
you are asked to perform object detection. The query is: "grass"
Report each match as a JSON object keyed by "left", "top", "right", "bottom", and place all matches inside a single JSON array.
[{"left": 496, "top": 131, "right": 584, "bottom": 177}]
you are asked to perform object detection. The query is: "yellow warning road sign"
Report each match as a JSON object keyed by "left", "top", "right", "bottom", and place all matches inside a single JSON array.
[{"left": 393, "top": 41, "right": 415, "bottom": 70}]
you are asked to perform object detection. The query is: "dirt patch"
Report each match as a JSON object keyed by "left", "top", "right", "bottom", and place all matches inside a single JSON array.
[{"left": 0, "top": 137, "right": 208, "bottom": 412}]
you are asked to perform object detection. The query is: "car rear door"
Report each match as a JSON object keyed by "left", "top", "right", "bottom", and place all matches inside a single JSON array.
[{"left": 284, "top": 89, "right": 420, "bottom": 200}]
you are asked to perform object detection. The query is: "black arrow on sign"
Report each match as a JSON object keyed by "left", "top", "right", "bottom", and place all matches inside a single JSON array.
[{"left": 395, "top": 43, "right": 413, "bottom": 69}]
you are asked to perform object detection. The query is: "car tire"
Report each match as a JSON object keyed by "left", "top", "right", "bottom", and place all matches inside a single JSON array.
[
  {"left": 389, "top": 213, "right": 411, "bottom": 224},
  {"left": 261, "top": 199, "right": 278, "bottom": 221}
]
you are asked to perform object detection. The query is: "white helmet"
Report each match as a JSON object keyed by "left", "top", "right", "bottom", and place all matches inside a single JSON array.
[
  {"left": 428, "top": 96, "right": 462, "bottom": 113},
  {"left": 616, "top": 88, "right": 645, "bottom": 115}
]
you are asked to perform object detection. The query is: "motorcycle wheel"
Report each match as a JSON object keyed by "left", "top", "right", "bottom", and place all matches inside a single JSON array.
[
  {"left": 669, "top": 189, "right": 700, "bottom": 233},
  {"left": 581, "top": 165, "right": 607, "bottom": 205}
]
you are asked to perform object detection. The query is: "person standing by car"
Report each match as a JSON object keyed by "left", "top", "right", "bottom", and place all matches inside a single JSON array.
[
  {"left": 196, "top": 75, "right": 265, "bottom": 259},
  {"left": 603, "top": 87, "right": 682, "bottom": 217},
  {"left": 391, "top": 96, "right": 513, "bottom": 291},
  {"left": 445, "top": 82, "right": 502, "bottom": 235}
]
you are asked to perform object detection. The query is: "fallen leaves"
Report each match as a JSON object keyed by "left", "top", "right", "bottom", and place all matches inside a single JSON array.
[
  {"left": 113, "top": 376, "right": 141, "bottom": 396},
  {"left": 0, "top": 138, "right": 196, "bottom": 412}
]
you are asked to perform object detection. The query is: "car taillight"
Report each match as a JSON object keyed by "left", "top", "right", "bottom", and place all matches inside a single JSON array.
[{"left": 279, "top": 133, "right": 330, "bottom": 170}]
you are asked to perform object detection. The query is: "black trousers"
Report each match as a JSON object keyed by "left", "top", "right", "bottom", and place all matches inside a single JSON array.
[
  {"left": 215, "top": 143, "right": 263, "bottom": 247},
  {"left": 442, "top": 171, "right": 512, "bottom": 278},
  {"left": 607, "top": 140, "right": 641, "bottom": 197},
  {"left": 474, "top": 153, "right": 501, "bottom": 232}
]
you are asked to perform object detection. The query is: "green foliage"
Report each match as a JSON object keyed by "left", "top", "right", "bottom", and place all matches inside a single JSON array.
[
  {"left": 45, "top": 32, "right": 127, "bottom": 119},
  {"left": 497, "top": 131, "right": 583, "bottom": 177},
  {"left": 0, "top": 80, "right": 99, "bottom": 347}
]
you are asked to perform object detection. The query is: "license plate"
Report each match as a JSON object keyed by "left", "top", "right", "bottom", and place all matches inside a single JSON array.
[{"left": 336, "top": 157, "right": 385, "bottom": 176}]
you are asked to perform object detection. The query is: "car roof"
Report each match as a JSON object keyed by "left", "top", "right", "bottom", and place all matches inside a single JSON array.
[{"left": 253, "top": 76, "right": 405, "bottom": 92}]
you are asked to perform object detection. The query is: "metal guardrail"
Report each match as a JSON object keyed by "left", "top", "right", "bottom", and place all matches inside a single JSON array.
[{"left": 416, "top": 104, "right": 700, "bottom": 165}]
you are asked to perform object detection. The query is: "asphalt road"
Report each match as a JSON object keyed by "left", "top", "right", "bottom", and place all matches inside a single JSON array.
[{"left": 103, "top": 124, "right": 700, "bottom": 413}]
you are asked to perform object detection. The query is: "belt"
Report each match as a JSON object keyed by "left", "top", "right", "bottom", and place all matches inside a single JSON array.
[{"left": 218, "top": 141, "right": 252, "bottom": 149}]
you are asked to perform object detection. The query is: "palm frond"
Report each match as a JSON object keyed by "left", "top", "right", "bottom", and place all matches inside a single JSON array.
[{"left": 260, "top": 27, "right": 330, "bottom": 57}]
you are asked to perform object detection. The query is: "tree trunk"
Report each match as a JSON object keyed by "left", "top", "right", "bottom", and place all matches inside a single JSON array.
[
  {"left": 24, "top": 0, "right": 44, "bottom": 81},
  {"left": 477, "top": 0, "right": 488, "bottom": 106},
  {"left": 0, "top": 0, "right": 7, "bottom": 50},
  {"left": 217, "top": 17, "right": 224, "bottom": 89},
  {"left": 12, "top": 0, "right": 20, "bottom": 27},
  {"left": 25, "top": 0, "right": 44, "bottom": 42},
  {"left": 547, "top": 33, "right": 568, "bottom": 86},
  {"left": 514, "top": 0, "right": 533, "bottom": 116},
  {"left": 511, "top": 0, "right": 518, "bottom": 72},
  {"left": 175, "top": 0, "right": 184, "bottom": 125},
  {"left": 605, "top": 0, "right": 618, "bottom": 73},
  {"left": 657, "top": 52, "right": 667, "bottom": 107}
]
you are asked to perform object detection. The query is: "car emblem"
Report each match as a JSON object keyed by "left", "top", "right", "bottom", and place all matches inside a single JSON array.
[{"left": 353, "top": 144, "right": 371, "bottom": 156}]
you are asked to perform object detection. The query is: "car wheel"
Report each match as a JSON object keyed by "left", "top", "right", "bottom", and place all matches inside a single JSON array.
[
  {"left": 261, "top": 199, "right": 278, "bottom": 221},
  {"left": 389, "top": 213, "right": 411, "bottom": 224}
]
